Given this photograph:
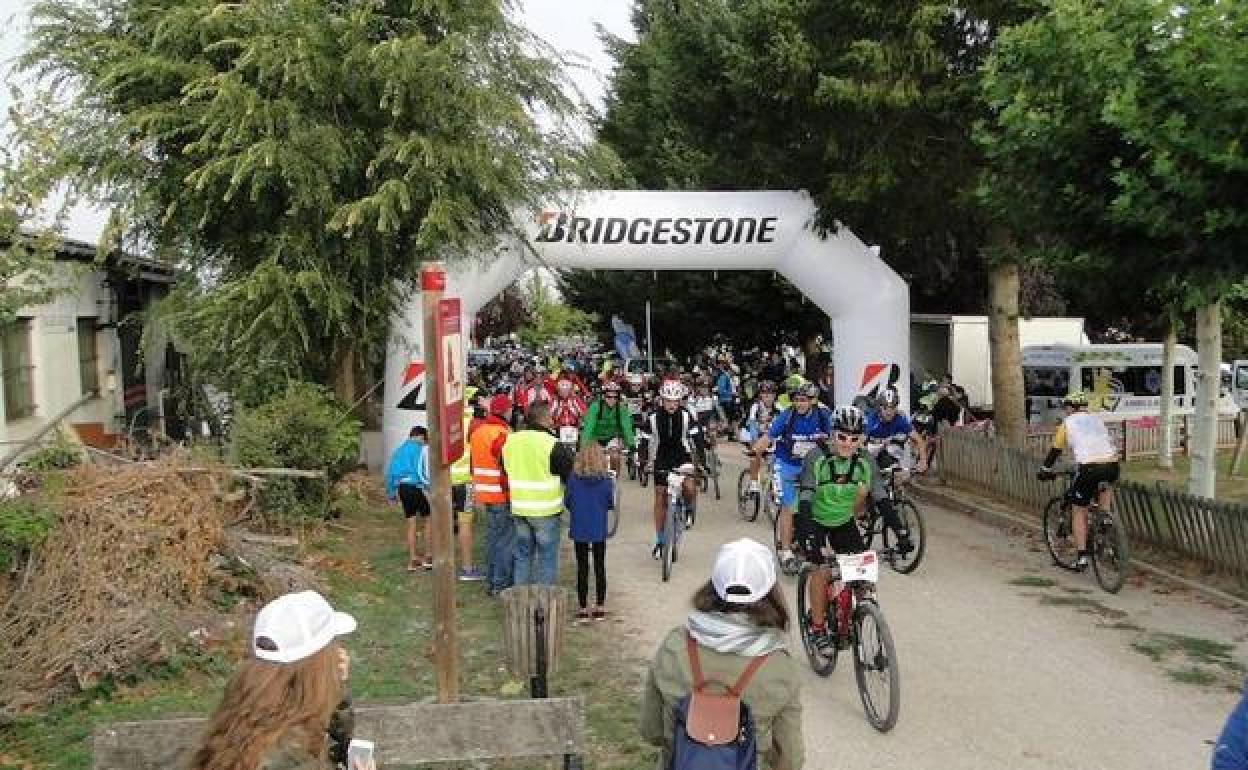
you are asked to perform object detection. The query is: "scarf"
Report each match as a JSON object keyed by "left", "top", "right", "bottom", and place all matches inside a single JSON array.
[{"left": 685, "top": 610, "right": 788, "bottom": 657}]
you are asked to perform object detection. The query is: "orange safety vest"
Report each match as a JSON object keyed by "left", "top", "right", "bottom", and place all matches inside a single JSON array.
[{"left": 470, "top": 420, "right": 510, "bottom": 505}]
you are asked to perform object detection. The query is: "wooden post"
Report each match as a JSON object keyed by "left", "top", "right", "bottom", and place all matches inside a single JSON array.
[{"left": 421, "top": 262, "right": 459, "bottom": 703}]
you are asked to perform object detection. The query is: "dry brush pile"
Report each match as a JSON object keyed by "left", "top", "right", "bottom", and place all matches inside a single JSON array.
[{"left": 0, "top": 457, "right": 320, "bottom": 714}]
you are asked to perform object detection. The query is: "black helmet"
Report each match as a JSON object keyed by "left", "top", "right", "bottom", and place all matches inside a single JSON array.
[{"left": 833, "top": 405, "right": 865, "bottom": 434}]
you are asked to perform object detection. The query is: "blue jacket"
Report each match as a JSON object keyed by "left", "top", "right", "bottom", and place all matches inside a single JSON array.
[
  {"left": 565, "top": 474, "right": 614, "bottom": 543},
  {"left": 715, "top": 371, "right": 735, "bottom": 402},
  {"left": 385, "top": 439, "right": 430, "bottom": 499},
  {"left": 1214, "top": 687, "right": 1248, "bottom": 770}
]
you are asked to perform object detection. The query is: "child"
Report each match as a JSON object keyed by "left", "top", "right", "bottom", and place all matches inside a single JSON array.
[
  {"left": 565, "top": 442, "right": 614, "bottom": 622},
  {"left": 385, "top": 426, "right": 431, "bottom": 571}
]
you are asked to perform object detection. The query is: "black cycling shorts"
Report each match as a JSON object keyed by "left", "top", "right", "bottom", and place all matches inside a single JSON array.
[
  {"left": 398, "top": 484, "right": 431, "bottom": 518},
  {"left": 653, "top": 459, "right": 694, "bottom": 490},
  {"left": 1068, "top": 462, "right": 1120, "bottom": 506},
  {"left": 795, "top": 516, "right": 864, "bottom": 564}
]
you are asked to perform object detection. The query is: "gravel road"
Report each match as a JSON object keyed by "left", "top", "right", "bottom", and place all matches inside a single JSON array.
[{"left": 596, "top": 450, "right": 1244, "bottom": 769}]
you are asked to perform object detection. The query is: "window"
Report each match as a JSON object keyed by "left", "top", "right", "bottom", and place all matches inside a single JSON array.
[
  {"left": 78, "top": 318, "right": 100, "bottom": 396},
  {"left": 1079, "top": 365, "right": 1187, "bottom": 396},
  {"left": 2, "top": 319, "right": 34, "bottom": 420},
  {"left": 1237, "top": 366, "right": 1248, "bottom": 391},
  {"left": 1024, "top": 366, "right": 1070, "bottom": 398}
]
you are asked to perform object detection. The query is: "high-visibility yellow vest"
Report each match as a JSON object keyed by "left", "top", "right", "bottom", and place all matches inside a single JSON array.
[
  {"left": 501, "top": 429, "right": 562, "bottom": 518},
  {"left": 450, "top": 412, "right": 473, "bottom": 485}
]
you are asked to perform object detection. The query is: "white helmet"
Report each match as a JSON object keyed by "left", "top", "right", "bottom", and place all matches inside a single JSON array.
[{"left": 659, "top": 381, "right": 687, "bottom": 401}]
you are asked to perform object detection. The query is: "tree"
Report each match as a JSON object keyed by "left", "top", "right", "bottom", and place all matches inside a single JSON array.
[
  {"left": 15, "top": 0, "right": 598, "bottom": 405},
  {"left": 474, "top": 286, "right": 531, "bottom": 344},
  {"left": 978, "top": 0, "right": 1248, "bottom": 495},
  {"left": 517, "top": 272, "right": 598, "bottom": 348},
  {"left": 595, "top": 0, "right": 1040, "bottom": 437}
]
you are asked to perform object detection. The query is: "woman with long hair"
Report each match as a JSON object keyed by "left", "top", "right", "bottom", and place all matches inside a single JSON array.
[
  {"left": 565, "top": 441, "right": 614, "bottom": 622},
  {"left": 639, "top": 538, "right": 803, "bottom": 770},
  {"left": 189, "top": 590, "right": 359, "bottom": 770}
]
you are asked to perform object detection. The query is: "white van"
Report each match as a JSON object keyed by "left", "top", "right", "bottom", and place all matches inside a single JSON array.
[{"left": 1022, "top": 343, "right": 1199, "bottom": 425}]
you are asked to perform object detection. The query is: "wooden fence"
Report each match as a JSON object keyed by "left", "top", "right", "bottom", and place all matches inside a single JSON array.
[
  {"left": 1024, "top": 414, "right": 1241, "bottom": 460},
  {"left": 938, "top": 427, "right": 1248, "bottom": 585}
]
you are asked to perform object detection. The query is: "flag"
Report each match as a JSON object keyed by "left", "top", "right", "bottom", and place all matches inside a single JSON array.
[{"left": 611, "top": 315, "right": 641, "bottom": 360}]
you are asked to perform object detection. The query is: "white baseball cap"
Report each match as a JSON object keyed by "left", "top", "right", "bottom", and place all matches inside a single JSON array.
[
  {"left": 252, "top": 590, "right": 357, "bottom": 664},
  {"left": 711, "top": 539, "right": 777, "bottom": 605}
]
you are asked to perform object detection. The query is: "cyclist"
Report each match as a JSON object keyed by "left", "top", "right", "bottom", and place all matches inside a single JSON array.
[
  {"left": 579, "top": 380, "right": 636, "bottom": 477},
  {"left": 862, "top": 388, "right": 924, "bottom": 553},
  {"left": 648, "top": 380, "right": 704, "bottom": 557},
  {"left": 796, "top": 405, "right": 870, "bottom": 649},
  {"left": 549, "top": 377, "right": 587, "bottom": 446},
  {"left": 714, "top": 359, "right": 739, "bottom": 435},
  {"left": 1036, "top": 390, "right": 1119, "bottom": 570},
  {"left": 752, "top": 380, "right": 833, "bottom": 573}
]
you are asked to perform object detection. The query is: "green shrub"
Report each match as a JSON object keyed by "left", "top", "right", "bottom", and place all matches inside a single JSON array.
[
  {"left": 0, "top": 495, "right": 58, "bottom": 571},
  {"left": 19, "top": 439, "right": 81, "bottom": 472},
  {"left": 231, "top": 382, "right": 360, "bottom": 523}
]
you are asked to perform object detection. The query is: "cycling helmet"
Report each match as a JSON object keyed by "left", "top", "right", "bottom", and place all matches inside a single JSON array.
[
  {"left": 602, "top": 380, "right": 622, "bottom": 394},
  {"left": 833, "top": 405, "right": 865, "bottom": 435},
  {"left": 1063, "top": 390, "right": 1089, "bottom": 408},
  {"left": 784, "top": 374, "right": 807, "bottom": 395},
  {"left": 758, "top": 380, "right": 777, "bottom": 394},
  {"left": 878, "top": 388, "right": 901, "bottom": 409},
  {"left": 659, "top": 381, "right": 688, "bottom": 402},
  {"left": 795, "top": 382, "right": 820, "bottom": 400}
]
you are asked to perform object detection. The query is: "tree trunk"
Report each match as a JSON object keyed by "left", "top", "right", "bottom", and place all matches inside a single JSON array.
[
  {"left": 1188, "top": 299, "right": 1221, "bottom": 498},
  {"left": 331, "top": 338, "right": 357, "bottom": 406},
  {"left": 1158, "top": 316, "right": 1176, "bottom": 470},
  {"left": 988, "top": 261, "right": 1025, "bottom": 448}
]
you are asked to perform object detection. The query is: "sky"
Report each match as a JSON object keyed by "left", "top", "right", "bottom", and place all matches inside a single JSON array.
[{"left": 0, "top": 0, "right": 635, "bottom": 243}]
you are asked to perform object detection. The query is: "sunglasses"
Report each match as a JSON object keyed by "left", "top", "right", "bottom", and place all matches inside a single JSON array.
[
  {"left": 604, "top": 394, "right": 619, "bottom": 399},
  {"left": 834, "top": 432, "right": 861, "bottom": 442}
]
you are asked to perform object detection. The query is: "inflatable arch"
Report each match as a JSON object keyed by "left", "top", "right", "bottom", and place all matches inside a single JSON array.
[{"left": 382, "top": 190, "right": 909, "bottom": 458}]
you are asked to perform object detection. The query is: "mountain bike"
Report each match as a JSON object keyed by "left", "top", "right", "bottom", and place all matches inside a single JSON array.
[
  {"left": 858, "top": 466, "right": 926, "bottom": 574},
  {"left": 736, "top": 448, "right": 777, "bottom": 523},
  {"left": 634, "top": 431, "right": 651, "bottom": 487},
  {"left": 699, "top": 436, "right": 722, "bottom": 501},
  {"left": 605, "top": 438, "right": 625, "bottom": 517},
  {"left": 796, "top": 549, "right": 900, "bottom": 732},
  {"left": 1042, "top": 469, "right": 1129, "bottom": 593},
  {"left": 659, "top": 463, "right": 697, "bottom": 582}
]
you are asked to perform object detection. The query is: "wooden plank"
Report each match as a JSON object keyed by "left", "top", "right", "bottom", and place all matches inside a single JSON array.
[{"left": 93, "top": 697, "right": 586, "bottom": 770}]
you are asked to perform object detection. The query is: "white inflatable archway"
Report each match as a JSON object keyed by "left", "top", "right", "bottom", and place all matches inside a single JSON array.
[{"left": 382, "top": 191, "right": 909, "bottom": 458}]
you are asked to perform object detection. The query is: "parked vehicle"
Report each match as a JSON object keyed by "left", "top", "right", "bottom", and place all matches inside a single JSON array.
[{"left": 911, "top": 314, "right": 1087, "bottom": 411}]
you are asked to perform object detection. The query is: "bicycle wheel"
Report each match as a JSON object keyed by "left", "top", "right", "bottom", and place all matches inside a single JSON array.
[
  {"left": 1043, "top": 496, "right": 1080, "bottom": 570},
  {"left": 661, "top": 505, "right": 675, "bottom": 582},
  {"left": 737, "top": 469, "right": 760, "bottom": 522},
  {"left": 606, "top": 488, "right": 620, "bottom": 538},
  {"left": 627, "top": 455, "right": 637, "bottom": 481},
  {"left": 883, "top": 500, "right": 926, "bottom": 575},
  {"left": 1090, "top": 508, "right": 1130, "bottom": 594},
  {"left": 795, "top": 566, "right": 837, "bottom": 676},
  {"left": 852, "top": 599, "right": 900, "bottom": 732},
  {"left": 708, "top": 452, "right": 721, "bottom": 500}
]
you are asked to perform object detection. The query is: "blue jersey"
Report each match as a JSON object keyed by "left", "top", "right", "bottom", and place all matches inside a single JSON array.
[
  {"left": 768, "top": 406, "right": 832, "bottom": 467},
  {"left": 866, "top": 412, "right": 913, "bottom": 442}
]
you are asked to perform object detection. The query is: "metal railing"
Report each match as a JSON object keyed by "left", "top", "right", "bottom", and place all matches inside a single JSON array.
[{"left": 939, "top": 427, "right": 1248, "bottom": 585}]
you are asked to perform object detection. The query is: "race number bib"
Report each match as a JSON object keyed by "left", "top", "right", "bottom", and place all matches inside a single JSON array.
[
  {"left": 559, "top": 426, "right": 578, "bottom": 444},
  {"left": 837, "top": 551, "right": 879, "bottom": 583},
  {"left": 792, "top": 440, "right": 816, "bottom": 458}
]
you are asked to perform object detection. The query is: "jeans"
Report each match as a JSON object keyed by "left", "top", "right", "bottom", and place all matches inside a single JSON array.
[
  {"left": 483, "top": 503, "right": 515, "bottom": 593},
  {"left": 512, "top": 514, "right": 561, "bottom": 586}
]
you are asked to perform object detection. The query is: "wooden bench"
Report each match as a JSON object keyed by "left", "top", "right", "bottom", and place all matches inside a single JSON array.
[{"left": 93, "top": 697, "right": 586, "bottom": 769}]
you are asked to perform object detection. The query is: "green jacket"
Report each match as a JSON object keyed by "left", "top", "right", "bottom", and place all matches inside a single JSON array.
[
  {"left": 639, "top": 627, "right": 804, "bottom": 770},
  {"left": 579, "top": 398, "right": 636, "bottom": 448},
  {"left": 798, "top": 447, "right": 869, "bottom": 527}
]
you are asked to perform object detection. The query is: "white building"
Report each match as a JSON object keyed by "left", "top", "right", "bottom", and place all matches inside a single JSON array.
[{"left": 1, "top": 238, "right": 177, "bottom": 455}]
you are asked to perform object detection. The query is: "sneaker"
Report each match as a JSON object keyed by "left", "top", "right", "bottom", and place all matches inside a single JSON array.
[
  {"left": 457, "top": 567, "right": 484, "bottom": 582},
  {"left": 810, "top": 624, "right": 835, "bottom": 651},
  {"left": 592, "top": 606, "right": 607, "bottom": 621},
  {"left": 652, "top": 540, "right": 664, "bottom": 560},
  {"left": 1074, "top": 552, "right": 1090, "bottom": 571}
]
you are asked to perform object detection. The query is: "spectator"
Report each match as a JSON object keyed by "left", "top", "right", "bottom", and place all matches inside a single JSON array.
[
  {"left": 471, "top": 394, "right": 515, "bottom": 596},
  {"left": 502, "top": 401, "right": 574, "bottom": 585},
  {"left": 450, "top": 396, "right": 481, "bottom": 582},
  {"left": 385, "top": 426, "right": 431, "bottom": 571},
  {"left": 640, "top": 538, "right": 803, "bottom": 770},
  {"left": 188, "top": 590, "right": 360, "bottom": 770},
  {"left": 565, "top": 442, "right": 614, "bottom": 623},
  {"left": 815, "top": 363, "right": 835, "bottom": 409}
]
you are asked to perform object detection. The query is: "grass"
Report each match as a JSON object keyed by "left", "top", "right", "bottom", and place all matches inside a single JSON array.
[
  {"left": 0, "top": 497, "right": 657, "bottom": 770},
  {"left": 1131, "top": 632, "right": 1245, "bottom": 690},
  {"left": 1037, "top": 595, "right": 1129, "bottom": 620},
  {"left": 1122, "top": 450, "right": 1248, "bottom": 504},
  {"left": 1008, "top": 575, "right": 1057, "bottom": 588},
  {"left": 1167, "top": 666, "right": 1220, "bottom": 686}
]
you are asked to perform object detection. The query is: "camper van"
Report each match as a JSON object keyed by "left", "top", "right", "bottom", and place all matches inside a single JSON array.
[{"left": 1022, "top": 343, "right": 1199, "bottom": 425}]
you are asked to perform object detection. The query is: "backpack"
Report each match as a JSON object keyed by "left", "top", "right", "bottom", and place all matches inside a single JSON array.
[{"left": 669, "top": 633, "right": 771, "bottom": 770}]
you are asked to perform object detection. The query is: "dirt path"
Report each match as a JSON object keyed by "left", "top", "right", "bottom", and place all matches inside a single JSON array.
[{"left": 603, "top": 450, "right": 1244, "bottom": 769}]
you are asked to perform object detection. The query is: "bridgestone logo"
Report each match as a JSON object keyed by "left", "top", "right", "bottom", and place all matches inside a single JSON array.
[{"left": 534, "top": 211, "right": 779, "bottom": 245}]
